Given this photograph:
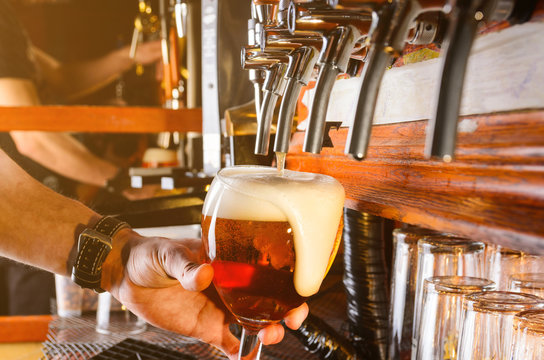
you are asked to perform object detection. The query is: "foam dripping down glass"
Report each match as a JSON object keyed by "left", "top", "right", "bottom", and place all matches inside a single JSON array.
[{"left": 201, "top": 166, "right": 345, "bottom": 359}]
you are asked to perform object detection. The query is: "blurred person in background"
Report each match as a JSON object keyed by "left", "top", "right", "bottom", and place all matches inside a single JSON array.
[{"left": 0, "top": 0, "right": 162, "bottom": 315}]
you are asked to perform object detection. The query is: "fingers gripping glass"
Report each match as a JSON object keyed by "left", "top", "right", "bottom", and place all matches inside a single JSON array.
[{"left": 201, "top": 166, "right": 344, "bottom": 359}]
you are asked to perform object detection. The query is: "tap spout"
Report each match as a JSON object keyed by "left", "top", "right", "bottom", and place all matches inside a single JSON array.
[
  {"left": 275, "top": 78, "right": 303, "bottom": 153},
  {"left": 303, "top": 62, "right": 340, "bottom": 153},
  {"left": 425, "top": 0, "right": 521, "bottom": 161},
  {"left": 256, "top": 62, "right": 289, "bottom": 155},
  {"left": 345, "top": 6, "right": 395, "bottom": 160},
  {"left": 275, "top": 45, "right": 320, "bottom": 153},
  {"left": 424, "top": 1, "right": 480, "bottom": 161}
]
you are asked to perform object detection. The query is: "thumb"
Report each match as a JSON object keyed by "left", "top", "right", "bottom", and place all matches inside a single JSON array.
[
  {"left": 177, "top": 262, "right": 214, "bottom": 292},
  {"left": 158, "top": 242, "right": 214, "bottom": 291}
]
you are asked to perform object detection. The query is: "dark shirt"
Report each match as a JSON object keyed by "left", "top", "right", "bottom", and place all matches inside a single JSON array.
[
  {"left": 0, "top": 0, "right": 36, "bottom": 81},
  {"left": 0, "top": 0, "right": 76, "bottom": 195},
  {"left": 0, "top": 1, "right": 58, "bottom": 316}
]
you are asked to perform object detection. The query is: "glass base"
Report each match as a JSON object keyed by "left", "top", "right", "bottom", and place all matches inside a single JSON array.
[
  {"left": 96, "top": 311, "right": 147, "bottom": 335},
  {"left": 236, "top": 316, "right": 278, "bottom": 333}
]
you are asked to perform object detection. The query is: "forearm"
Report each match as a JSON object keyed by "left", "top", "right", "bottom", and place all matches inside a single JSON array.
[
  {"left": 33, "top": 40, "right": 162, "bottom": 101},
  {"left": 10, "top": 131, "right": 118, "bottom": 187},
  {"left": 0, "top": 149, "right": 100, "bottom": 275},
  {"left": 52, "top": 47, "right": 134, "bottom": 100}
]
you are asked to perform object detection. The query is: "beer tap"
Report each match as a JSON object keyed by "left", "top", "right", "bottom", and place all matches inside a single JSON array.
[
  {"left": 424, "top": 0, "right": 537, "bottom": 161},
  {"left": 273, "top": 35, "right": 322, "bottom": 154},
  {"left": 242, "top": 44, "right": 296, "bottom": 155},
  {"left": 334, "top": 0, "right": 534, "bottom": 161},
  {"left": 288, "top": 2, "right": 373, "bottom": 154},
  {"left": 247, "top": 18, "right": 264, "bottom": 119},
  {"left": 264, "top": 1, "right": 324, "bottom": 154}
]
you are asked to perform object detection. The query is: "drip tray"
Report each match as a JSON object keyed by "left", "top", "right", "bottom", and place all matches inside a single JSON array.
[{"left": 90, "top": 338, "right": 195, "bottom": 360}]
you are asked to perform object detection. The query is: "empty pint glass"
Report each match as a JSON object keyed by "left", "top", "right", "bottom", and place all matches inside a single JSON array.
[
  {"left": 388, "top": 225, "right": 445, "bottom": 360},
  {"left": 411, "top": 236, "right": 485, "bottom": 358},
  {"left": 201, "top": 166, "right": 345, "bottom": 359},
  {"left": 457, "top": 291, "right": 544, "bottom": 360},
  {"left": 415, "top": 276, "right": 495, "bottom": 360},
  {"left": 511, "top": 309, "right": 544, "bottom": 360},
  {"left": 485, "top": 244, "right": 544, "bottom": 290},
  {"left": 509, "top": 273, "right": 544, "bottom": 298}
]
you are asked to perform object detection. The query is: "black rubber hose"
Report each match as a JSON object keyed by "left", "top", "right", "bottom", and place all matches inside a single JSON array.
[
  {"left": 343, "top": 209, "right": 389, "bottom": 360},
  {"left": 288, "top": 312, "right": 358, "bottom": 360}
]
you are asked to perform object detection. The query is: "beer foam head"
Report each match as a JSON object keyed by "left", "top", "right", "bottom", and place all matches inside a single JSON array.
[{"left": 202, "top": 166, "right": 345, "bottom": 297}]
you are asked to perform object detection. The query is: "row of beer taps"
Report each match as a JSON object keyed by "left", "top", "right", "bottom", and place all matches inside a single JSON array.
[{"left": 242, "top": 0, "right": 537, "bottom": 162}]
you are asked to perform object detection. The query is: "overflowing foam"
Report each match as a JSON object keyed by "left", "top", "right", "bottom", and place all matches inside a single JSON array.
[{"left": 202, "top": 166, "right": 345, "bottom": 297}]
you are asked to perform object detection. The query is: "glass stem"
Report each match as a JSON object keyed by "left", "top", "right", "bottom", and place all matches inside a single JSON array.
[{"left": 238, "top": 327, "right": 263, "bottom": 360}]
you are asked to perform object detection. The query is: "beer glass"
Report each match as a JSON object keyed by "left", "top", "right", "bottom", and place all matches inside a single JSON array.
[
  {"left": 485, "top": 244, "right": 544, "bottom": 290},
  {"left": 511, "top": 309, "right": 544, "bottom": 360},
  {"left": 201, "top": 166, "right": 345, "bottom": 359},
  {"left": 457, "top": 291, "right": 544, "bottom": 360},
  {"left": 414, "top": 276, "right": 495, "bottom": 360},
  {"left": 509, "top": 273, "right": 544, "bottom": 298},
  {"left": 411, "top": 236, "right": 485, "bottom": 358},
  {"left": 388, "top": 225, "right": 445, "bottom": 360}
]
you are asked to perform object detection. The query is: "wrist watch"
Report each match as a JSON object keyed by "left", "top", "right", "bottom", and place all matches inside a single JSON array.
[{"left": 71, "top": 216, "right": 130, "bottom": 293}]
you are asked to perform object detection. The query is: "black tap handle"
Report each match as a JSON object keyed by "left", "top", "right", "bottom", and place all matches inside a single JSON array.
[{"left": 425, "top": 0, "right": 482, "bottom": 161}]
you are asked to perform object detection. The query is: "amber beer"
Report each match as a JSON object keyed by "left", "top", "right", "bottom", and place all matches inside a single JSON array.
[
  {"left": 202, "top": 166, "right": 345, "bottom": 330},
  {"left": 202, "top": 216, "right": 305, "bottom": 325}
]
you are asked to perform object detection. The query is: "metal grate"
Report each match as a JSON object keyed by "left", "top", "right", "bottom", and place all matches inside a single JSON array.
[
  {"left": 89, "top": 338, "right": 196, "bottom": 360},
  {"left": 41, "top": 277, "right": 349, "bottom": 360},
  {"left": 41, "top": 315, "right": 224, "bottom": 360}
]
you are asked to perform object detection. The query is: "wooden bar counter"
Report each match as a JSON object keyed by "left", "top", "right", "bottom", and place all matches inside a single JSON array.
[
  {"left": 0, "top": 315, "right": 52, "bottom": 359},
  {"left": 286, "top": 110, "right": 544, "bottom": 254}
]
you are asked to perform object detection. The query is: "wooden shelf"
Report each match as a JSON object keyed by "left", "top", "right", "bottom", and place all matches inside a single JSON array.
[
  {"left": 0, "top": 315, "right": 52, "bottom": 343},
  {"left": 0, "top": 106, "right": 202, "bottom": 133},
  {"left": 286, "top": 110, "right": 544, "bottom": 254}
]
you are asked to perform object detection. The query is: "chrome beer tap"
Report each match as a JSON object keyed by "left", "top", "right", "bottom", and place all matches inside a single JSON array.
[
  {"left": 424, "top": 0, "right": 537, "bottom": 161},
  {"left": 288, "top": 1, "right": 373, "bottom": 154},
  {"left": 273, "top": 36, "right": 322, "bottom": 154},
  {"left": 242, "top": 43, "right": 298, "bottom": 155},
  {"left": 248, "top": 16, "right": 265, "bottom": 120},
  {"left": 334, "top": 0, "right": 532, "bottom": 161}
]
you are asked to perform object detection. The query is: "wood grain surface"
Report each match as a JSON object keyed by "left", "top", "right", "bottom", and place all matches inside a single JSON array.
[
  {"left": 0, "top": 106, "right": 202, "bottom": 133},
  {"left": 0, "top": 315, "right": 53, "bottom": 343},
  {"left": 286, "top": 110, "right": 544, "bottom": 254}
]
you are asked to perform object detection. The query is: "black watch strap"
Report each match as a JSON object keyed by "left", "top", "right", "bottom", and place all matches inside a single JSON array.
[
  {"left": 94, "top": 216, "right": 131, "bottom": 237},
  {"left": 71, "top": 216, "right": 130, "bottom": 293}
]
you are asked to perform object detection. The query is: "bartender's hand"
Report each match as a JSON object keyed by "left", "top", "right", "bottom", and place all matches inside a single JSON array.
[{"left": 100, "top": 229, "right": 309, "bottom": 359}]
